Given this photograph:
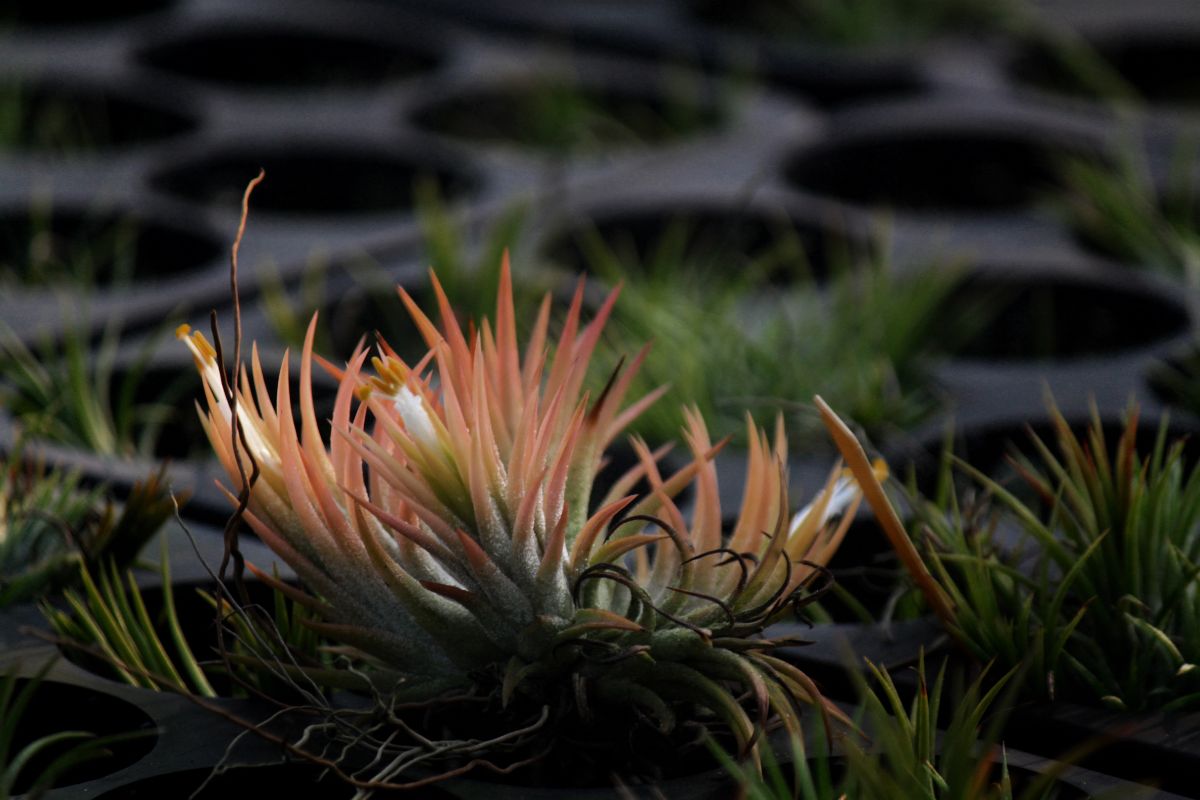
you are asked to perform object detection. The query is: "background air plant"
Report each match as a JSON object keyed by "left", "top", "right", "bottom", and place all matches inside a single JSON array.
[
  {"left": 0, "top": 450, "right": 173, "bottom": 608},
  {"left": 717, "top": 655, "right": 1071, "bottom": 800},
  {"left": 259, "top": 181, "right": 534, "bottom": 362},
  {"left": 583, "top": 221, "right": 967, "bottom": 448},
  {"left": 180, "top": 256, "right": 879, "bottom": 788},
  {"left": 42, "top": 538, "right": 325, "bottom": 702},
  {"left": 0, "top": 204, "right": 143, "bottom": 288},
  {"left": 902, "top": 406, "right": 1200, "bottom": 712},
  {"left": 415, "top": 73, "right": 722, "bottom": 154},
  {"left": 0, "top": 318, "right": 191, "bottom": 458},
  {"left": 1062, "top": 139, "right": 1200, "bottom": 288}
]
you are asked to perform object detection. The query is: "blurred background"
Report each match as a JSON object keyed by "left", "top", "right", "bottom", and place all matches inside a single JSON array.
[{"left": 1, "top": 0, "right": 1199, "bottom": 514}]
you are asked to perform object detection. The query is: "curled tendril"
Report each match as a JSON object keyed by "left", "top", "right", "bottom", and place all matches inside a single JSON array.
[
  {"left": 664, "top": 584, "right": 736, "bottom": 631},
  {"left": 552, "top": 637, "right": 653, "bottom": 665},
  {"left": 786, "top": 561, "right": 836, "bottom": 619},
  {"left": 682, "top": 546, "right": 751, "bottom": 594},
  {"left": 735, "top": 553, "right": 796, "bottom": 623},
  {"left": 572, "top": 561, "right": 712, "bottom": 639}
]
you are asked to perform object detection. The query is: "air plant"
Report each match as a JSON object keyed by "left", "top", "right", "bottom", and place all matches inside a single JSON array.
[
  {"left": 0, "top": 459, "right": 100, "bottom": 608},
  {"left": 716, "top": 654, "right": 1074, "bottom": 800},
  {"left": 0, "top": 318, "right": 191, "bottom": 458},
  {"left": 0, "top": 451, "right": 174, "bottom": 608},
  {"left": 42, "top": 537, "right": 325, "bottom": 701},
  {"left": 582, "top": 219, "right": 966, "bottom": 448},
  {"left": 1061, "top": 139, "right": 1200, "bottom": 289},
  {"left": 852, "top": 402, "right": 1200, "bottom": 712},
  {"left": 178, "top": 255, "right": 903, "bottom": 789}
]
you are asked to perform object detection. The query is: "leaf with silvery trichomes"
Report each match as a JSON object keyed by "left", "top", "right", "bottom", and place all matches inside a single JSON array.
[{"left": 181, "top": 253, "right": 883, "bottom": 780}]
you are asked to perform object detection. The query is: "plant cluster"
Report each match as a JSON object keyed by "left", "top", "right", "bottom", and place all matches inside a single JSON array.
[
  {"left": 0, "top": 320, "right": 192, "bottom": 459},
  {"left": 175, "top": 256, "right": 885, "bottom": 788},
  {"left": 1062, "top": 140, "right": 1200, "bottom": 288},
  {"left": 581, "top": 219, "right": 969, "bottom": 448},
  {"left": 721, "top": 655, "right": 1079, "bottom": 800},
  {"left": 0, "top": 453, "right": 173, "bottom": 608},
  {"left": 895, "top": 406, "right": 1200, "bottom": 712}
]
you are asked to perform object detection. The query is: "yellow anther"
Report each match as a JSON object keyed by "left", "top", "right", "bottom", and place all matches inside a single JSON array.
[
  {"left": 871, "top": 458, "right": 889, "bottom": 482},
  {"left": 368, "top": 355, "right": 408, "bottom": 397},
  {"left": 191, "top": 332, "right": 217, "bottom": 362},
  {"left": 175, "top": 323, "right": 191, "bottom": 339},
  {"left": 840, "top": 458, "right": 889, "bottom": 485}
]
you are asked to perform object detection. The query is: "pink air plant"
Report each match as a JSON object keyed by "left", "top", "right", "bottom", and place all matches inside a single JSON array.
[{"left": 179, "top": 254, "right": 871, "bottom": 770}]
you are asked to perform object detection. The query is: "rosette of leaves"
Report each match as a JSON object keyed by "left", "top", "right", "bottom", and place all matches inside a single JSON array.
[
  {"left": 719, "top": 655, "right": 1060, "bottom": 800},
  {"left": 178, "top": 257, "right": 885, "bottom": 788},
  {"left": 0, "top": 455, "right": 174, "bottom": 608},
  {"left": 873, "top": 406, "right": 1200, "bottom": 712},
  {"left": 1062, "top": 141, "right": 1200, "bottom": 289},
  {"left": 582, "top": 223, "right": 965, "bottom": 449},
  {"left": 0, "top": 320, "right": 191, "bottom": 458}
]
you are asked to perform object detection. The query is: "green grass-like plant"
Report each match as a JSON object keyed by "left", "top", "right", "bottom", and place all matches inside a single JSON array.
[
  {"left": 581, "top": 220, "right": 969, "bottom": 447},
  {"left": 43, "top": 538, "right": 329, "bottom": 700},
  {"left": 0, "top": 661, "right": 131, "bottom": 800},
  {"left": 901, "top": 405, "right": 1200, "bottom": 712},
  {"left": 42, "top": 546, "right": 217, "bottom": 697},
  {"left": 1061, "top": 140, "right": 1200, "bottom": 287},
  {"left": 0, "top": 319, "right": 191, "bottom": 459},
  {"left": 0, "top": 455, "right": 173, "bottom": 608},
  {"left": 717, "top": 654, "right": 1080, "bottom": 800}
]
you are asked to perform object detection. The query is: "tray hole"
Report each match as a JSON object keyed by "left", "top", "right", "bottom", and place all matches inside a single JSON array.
[
  {"left": 1013, "top": 33, "right": 1200, "bottom": 108},
  {"left": 0, "top": 208, "right": 220, "bottom": 287},
  {"left": 943, "top": 271, "right": 1186, "bottom": 362},
  {"left": 411, "top": 80, "right": 722, "bottom": 152},
  {"left": 138, "top": 25, "right": 438, "bottom": 89},
  {"left": 151, "top": 146, "right": 476, "bottom": 217},
  {"left": 786, "top": 131, "right": 1097, "bottom": 213},
  {"left": 9, "top": 677, "right": 157, "bottom": 793},
  {"left": 688, "top": 0, "right": 1001, "bottom": 45},
  {"left": 541, "top": 207, "right": 860, "bottom": 285},
  {"left": 0, "top": 0, "right": 170, "bottom": 26},
  {"left": 0, "top": 79, "right": 195, "bottom": 153}
]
